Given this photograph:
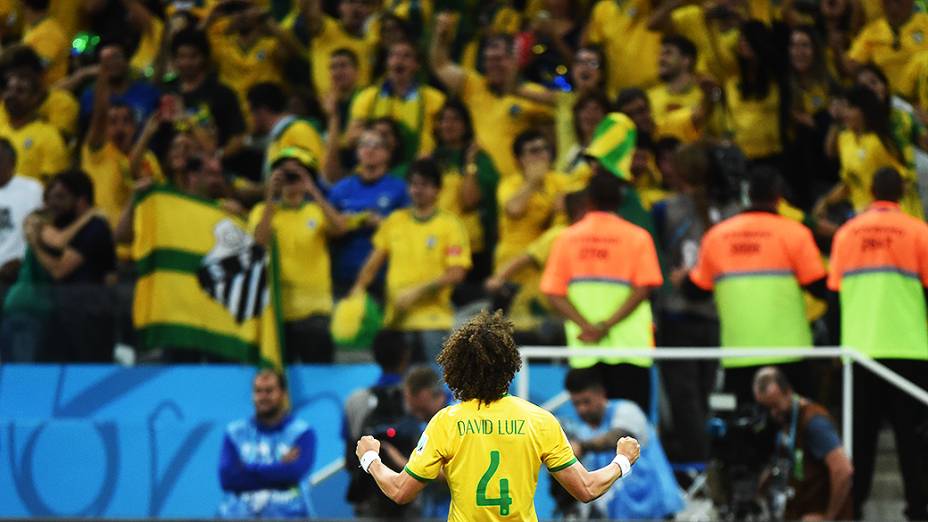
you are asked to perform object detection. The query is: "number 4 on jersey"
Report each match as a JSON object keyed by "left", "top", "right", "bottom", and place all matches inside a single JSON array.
[{"left": 476, "top": 450, "right": 513, "bottom": 516}]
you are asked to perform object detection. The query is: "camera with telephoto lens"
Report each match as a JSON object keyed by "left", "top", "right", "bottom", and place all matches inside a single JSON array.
[{"left": 708, "top": 404, "right": 781, "bottom": 521}]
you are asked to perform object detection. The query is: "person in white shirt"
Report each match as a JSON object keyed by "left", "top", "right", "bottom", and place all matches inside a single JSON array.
[{"left": 0, "top": 137, "right": 42, "bottom": 289}]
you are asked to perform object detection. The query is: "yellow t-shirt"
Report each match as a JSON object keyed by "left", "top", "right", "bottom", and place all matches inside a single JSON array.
[
  {"left": 23, "top": 17, "right": 70, "bottom": 85},
  {"left": 460, "top": 71, "right": 554, "bottom": 179},
  {"left": 81, "top": 141, "right": 163, "bottom": 229},
  {"left": 264, "top": 118, "right": 325, "bottom": 177},
  {"left": 284, "top": 14, "right": 373, "bottom": 98},
  {"left": 849, "top": 14, "right": 928, "bottom": 95},
  {"left": 209, "top": 28, "right": 282, "bottom": 103},
  {"left": 349, "top": 83, "right": 446, "bottom": 157},
  {"left": 404, "top": 395, "right": 577, "bottom": 522},
  {"left": 130, "top": 15, "right": 164, "bottom": 77},
  {"left": 586, "top": 0, "right": 661, "bottom": 97},
  {"left": 837, "top": 130, "right": 924, "bottom": 217},
  {"left": 372, "top": 208, "right": 471, "bottom": 331},
  {"left": 49, "top": 0, "right": 81, "bottom": 38},
  {"left": 671, "top": 5, "right": 740, "bottom": 83},
  {"left": 247, "top": 202, "right": 333, "bottom": 320},
  {"left": 647, "top": 83, "right": 703, "bottom": 123},
  {"left": 1, "top": 119, "right": 69, "bottom": 183},
  {"left": 438, "top": 167, "right": 485, "bottom": 252},
  {"left": 656, "top": 106, "right": 701, "bottom": 143},
  {"left": 725, "top": 79, "right": 782, "bottom": 159},
  {"left": 0, "top": 88, "right": 78, "bottom": 140}
]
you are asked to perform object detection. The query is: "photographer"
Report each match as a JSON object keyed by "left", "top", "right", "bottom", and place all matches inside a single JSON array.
[
  {"left": 754, "top": 367, "right": 853, "bottom": 521},
  {"left": 248, "top": 147, "right": 346, "bottom": 363}
]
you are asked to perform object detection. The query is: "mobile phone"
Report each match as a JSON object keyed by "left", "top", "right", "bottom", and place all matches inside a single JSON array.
[
  {"left": 283, "top": 170, "right": 301, "bottom": 183},
  {"left": 159, "top": 95, "right": 178, "bottom": 120}
]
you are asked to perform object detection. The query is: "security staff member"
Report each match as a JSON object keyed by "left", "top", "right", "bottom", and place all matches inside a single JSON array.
[
  {"left": 828, "top": 167, "right": 928, "bottom": 520},
  {"left": 680, "top": 167, "right": 827, "bottom": 405}
]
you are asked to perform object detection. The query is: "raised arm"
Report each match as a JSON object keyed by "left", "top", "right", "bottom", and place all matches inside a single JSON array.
[
  {"left": 85, "top": 58, "right": 113, "bottom": 151},
  {"left": 430, "top": 12, "right": 467, "bottom": 95},
  {"left": 647, "top": 0, "right": 684, "bottom": 32},
  {"left": 552, "top": 436, "right": 640, "bottom": 503}
]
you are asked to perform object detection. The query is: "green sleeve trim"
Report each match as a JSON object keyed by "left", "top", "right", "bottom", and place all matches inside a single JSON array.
[
  {"left": 404, "top": 466, "right": 435, "bottom": 483},
  {"left": 547, "top": 456, "right": 577, "bottom": 473}
]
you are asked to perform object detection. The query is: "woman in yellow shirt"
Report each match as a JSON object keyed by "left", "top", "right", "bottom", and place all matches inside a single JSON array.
[
  {"left": 724, "top": 21, "right": 786, "bottom": 166},
  {"left": 822, "top": 85, "right": 924, "bottom": 218}
]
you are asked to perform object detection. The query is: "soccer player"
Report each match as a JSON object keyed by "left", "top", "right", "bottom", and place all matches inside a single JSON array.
[{"left": 355, "top": 311, "right": 641, "bottom": 520}]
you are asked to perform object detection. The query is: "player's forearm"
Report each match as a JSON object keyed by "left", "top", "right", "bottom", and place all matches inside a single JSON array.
[
  {"left": 572, "top": 461, "right": 625, "bottom": 503},
  {"left": 369, "top": 460, "right": 416, "bottom": 504}
]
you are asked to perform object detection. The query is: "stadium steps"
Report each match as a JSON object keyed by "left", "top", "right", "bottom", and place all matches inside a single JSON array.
[{"left": 862, "top": 427, "right": 907, "bottom": 521}]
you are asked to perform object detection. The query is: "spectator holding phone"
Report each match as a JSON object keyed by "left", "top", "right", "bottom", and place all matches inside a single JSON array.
[{"left": 248, "top": 147, "right": 346, "bottom": 363}]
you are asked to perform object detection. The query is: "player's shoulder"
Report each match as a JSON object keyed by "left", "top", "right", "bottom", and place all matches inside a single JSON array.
[{"left": 500, "top": 395, "right": 561, "bottom": 426}]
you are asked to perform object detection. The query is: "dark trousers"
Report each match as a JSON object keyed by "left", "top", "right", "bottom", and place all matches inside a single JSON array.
[
  {"left": 284, "top": 315, "right": 334, "bottom": 364},
  {"left": 595, "top": 362, "right": 651, "bottom": 415},
  {"left": 852, "top": 359, "right": 928, "bottom": 520},
  {"left": 657, "top": 314, "right": 719, "bottom": 462}
]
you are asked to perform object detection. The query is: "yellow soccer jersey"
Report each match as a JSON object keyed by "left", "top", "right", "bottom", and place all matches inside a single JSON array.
[
  {"left": 586, "top": 0, "right": 661, "bottom": 97},
  {"left": 0, "top": 88, "right": 78, "bottom": 140},
  {"left": 209, "top": 28, "right": 282, "bottom": 103},
  {"left": 460, "top": 71, "right": 554, "bottom": 179},
  {"left": 1, "top": 119, "right": 69, "bottom": 183},
  {"left": 725, "top": 78, "right": 782, "bottom": 159},
  {"left": 247, "top": 202, "right": 333, "bottom": 320},
  {"left": 647, "top": 83, "right": 703, "bottom": 123},
  {"left": 372, "top": 208, "right": 471, "bottom": 331},
  {"left": 837, "top": 130, "right": 923, "bottom": 218},
  {"left": 264, "top": 119, "right": 325, "bottom": 177},
  {"left": 404, "top": 395, "right": 577, "bottom": 522},
  {"left": 23, "top": 17, "right": 69, "bottom": 84},
  {"left": 81, "top": 141, "right": 164, "bottom": 229},
  {"left": 849, "top": 14, "right": 928, "bottom": 95},
  {"left": 349, "top": 83, "right": 446, "bottom": 157}
]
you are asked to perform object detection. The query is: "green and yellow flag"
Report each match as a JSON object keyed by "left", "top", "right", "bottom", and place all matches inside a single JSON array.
[{"left": 132, "top": 185, "right": 284, "bottom": 369}]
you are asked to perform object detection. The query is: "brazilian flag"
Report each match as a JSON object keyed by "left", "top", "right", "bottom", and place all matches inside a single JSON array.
[{"left": 132, "top": 185, "right": 284, "bottom": 369}]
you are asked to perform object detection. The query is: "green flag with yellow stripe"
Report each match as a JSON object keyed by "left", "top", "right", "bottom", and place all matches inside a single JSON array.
[
  {"left": 584, "top": 112, "right": 637, "bottom": 181},
  {"left": 132, "top": 185, "right": 284, "bottom": 368}
]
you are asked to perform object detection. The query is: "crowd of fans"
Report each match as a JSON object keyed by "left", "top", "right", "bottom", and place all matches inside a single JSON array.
[{"left": 0, "top": 0, "right": 927, "bottom": 518}]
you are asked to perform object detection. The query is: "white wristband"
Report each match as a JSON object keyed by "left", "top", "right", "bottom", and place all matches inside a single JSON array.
[
  {"left": 360, "top": 450, "right": 381, "bottom": 474},
  {"left": 613, "top": 454, "right": 632, "bottom": 478}
]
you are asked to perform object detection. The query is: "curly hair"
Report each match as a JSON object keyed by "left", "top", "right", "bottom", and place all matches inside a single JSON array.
[{"left": 437, "top": 311, "right": 522, "bottom": 405}]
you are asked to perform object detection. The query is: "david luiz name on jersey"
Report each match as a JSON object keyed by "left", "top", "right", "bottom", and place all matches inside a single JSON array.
[{"left": 456, "top": 419, "right": 526, "bottom": 436}]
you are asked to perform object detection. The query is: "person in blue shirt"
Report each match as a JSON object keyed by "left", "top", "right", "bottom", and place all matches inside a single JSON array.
[
  {"left": 328, "top": 127, "right": 409, "bottom": 296},
  {"left": 557, "top": 368, "right": 684, "bottom": 520},
  {"left": 78, "top": 40, "right": 160, "bottom": 132},
  {"left": 218, "top": 370, "right": 317, "bottom": 519}
]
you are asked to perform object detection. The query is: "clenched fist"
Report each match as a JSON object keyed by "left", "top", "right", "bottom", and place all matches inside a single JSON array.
[
  {"left": 616, "top": 436, "right": 640, "bottom": 465},
  {"left": 356, "top": 435, "right": 381, "bottom": 460}
]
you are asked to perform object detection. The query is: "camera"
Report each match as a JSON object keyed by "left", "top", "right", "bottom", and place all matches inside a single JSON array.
[
  {"left": 283, "top": 170, "right": 301, "bottom": 183},
  {"left": 708, "top": 404, "right": 780, "bottom": 521}
]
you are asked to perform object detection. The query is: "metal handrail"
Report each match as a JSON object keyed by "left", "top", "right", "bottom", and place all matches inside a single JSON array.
[{"left": 312, "top": 346, "right": 928, "bottom": 486}]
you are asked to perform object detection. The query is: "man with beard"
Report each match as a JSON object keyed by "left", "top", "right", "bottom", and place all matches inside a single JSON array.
[
  {"left": 0, "top": 71, "right": 69, "bottom": 184},
  {"left": 556, "top": 368, "right": 683, "bottom": 520},
  {"left": 27, "top": 170, "right": 117, "bottom": 361},
  {"left": 349, "top": 39, "right": 445, "bottom": 160},
  {"left": 218, "top": 370, "right": 318, "bottom": 519},
  {"left": 647, "top": 35, "right": 702, "bottom": 124}
]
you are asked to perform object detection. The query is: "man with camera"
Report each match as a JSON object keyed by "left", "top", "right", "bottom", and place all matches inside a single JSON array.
[
  {"left": 753, "top": 367, "right": 853, "bottom": 521},
  {"left": 248, "top": 147, "right": 346, "bottom": 363}
]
